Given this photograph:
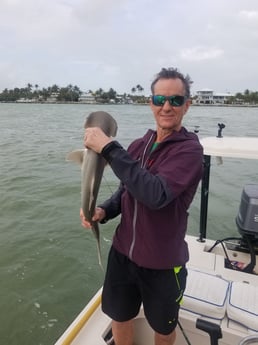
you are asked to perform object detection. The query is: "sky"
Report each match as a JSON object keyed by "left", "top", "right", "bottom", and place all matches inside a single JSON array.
[{"left": 1, "top": 0, "right": 258, "bottom": 95}]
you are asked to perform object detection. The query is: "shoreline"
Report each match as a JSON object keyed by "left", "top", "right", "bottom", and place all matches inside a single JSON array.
[{"left": 0, "top": 101, "right": 258, "bottom": 108}]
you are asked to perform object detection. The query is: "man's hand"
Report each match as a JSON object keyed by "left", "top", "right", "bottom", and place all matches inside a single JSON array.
[
  {"left": 80, "top": 207, "right": 106, "bottom": 228},
  {"left": 84, "top": 127, "right": 112, "bottom": 153}
]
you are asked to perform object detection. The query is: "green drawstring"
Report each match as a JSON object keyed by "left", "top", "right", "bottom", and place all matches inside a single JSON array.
[
  {"left": 173, "top": 266, "right": 183, "bottom": 305},
  {"left": 174, "top": 266, "right": 182, "bottom": 274},
  {"left": 173, "top": 266, "right": 182, "bottom": 288}
]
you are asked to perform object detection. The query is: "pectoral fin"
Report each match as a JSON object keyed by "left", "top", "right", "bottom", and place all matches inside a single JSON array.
[{"left": 66, "top": 149, "right": 85, "bottom": 165}]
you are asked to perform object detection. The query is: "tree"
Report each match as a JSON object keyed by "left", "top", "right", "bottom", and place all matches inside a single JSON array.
[
  {"left": 107, "top": 88, "right": 117, "bottom": 100},
  {"left": 50, "top": 84, "right": 59, "bottom": 93},
  {"left": 40, "top": 88, "right": 51, "bottom": 100},
  {"left": 136, "top": 84, "right": 144, "bottom": 93},
  {"left": 57, "top": 84, "right": 82, "bottom": 102},
  {"left": 95, "top": 88, "right": 104, "bottom": 96},
  {"left": 27, "top": 83, "right": 32, "bottom": 91}
]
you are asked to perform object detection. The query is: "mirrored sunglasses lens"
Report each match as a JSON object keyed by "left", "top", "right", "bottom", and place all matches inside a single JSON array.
[
  {"left": 152, "top": 95, "right": 165, "bottom": 106},
  {"left": 169, "top": 96, "right": 185, "bottom": 106}
]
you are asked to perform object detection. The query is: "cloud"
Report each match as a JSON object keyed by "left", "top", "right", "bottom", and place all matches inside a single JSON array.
[
  {"left": 180, "top": 46, "right": 224, "bottom": 62},
  {"left": 239, "top": 10, "right": 258, "bottom": 20},
  {"left": 0, "top": 0, "right": 258, "bottom": 93}
]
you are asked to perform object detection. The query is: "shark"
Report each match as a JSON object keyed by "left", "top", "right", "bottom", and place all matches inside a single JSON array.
[{"left": 67, "top": 111, "right": 118, "bottom": 269}]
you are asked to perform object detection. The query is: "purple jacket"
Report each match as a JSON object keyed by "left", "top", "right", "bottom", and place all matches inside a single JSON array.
[{"left": 100, "top": 127, "right": 203, "bottom": 269}]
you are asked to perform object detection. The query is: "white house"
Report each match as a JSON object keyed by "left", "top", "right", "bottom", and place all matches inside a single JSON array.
[
  {"left": 46, "top": 92, "right": 59, "bottom": 103},
  {"left": 195, "top": 89, "right": 234, "bottom": 104},
  {"left": 79, "top": 92, "right": 96, "bottom": 104}
]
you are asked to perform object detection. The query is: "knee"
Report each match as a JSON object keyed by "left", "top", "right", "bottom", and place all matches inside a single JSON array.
[{"left": 155, "top": 330, "right": 176, "bottom": 345}]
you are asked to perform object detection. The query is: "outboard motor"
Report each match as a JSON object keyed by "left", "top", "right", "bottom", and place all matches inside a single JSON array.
[
  {"left": 235, "top": 184, "right": 258, "bottom": 273},
  {"left": 236, "top": 184, "right": 258, "bottom": 238}
]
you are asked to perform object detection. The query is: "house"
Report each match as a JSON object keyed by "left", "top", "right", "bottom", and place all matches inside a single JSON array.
[
  {"left": 46, "top": 92, "right": 59, "bottom": 103},
  {"left": 79, "top": 92, "right": 96, "bottom": 104},
  {"left": 195, "top": 89, "right": 234, "bottom": 104}
]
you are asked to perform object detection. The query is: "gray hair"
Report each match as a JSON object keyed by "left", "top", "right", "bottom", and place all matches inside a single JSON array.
[{"left": 150, "top": 67, "right": 193, "bottom": 98}]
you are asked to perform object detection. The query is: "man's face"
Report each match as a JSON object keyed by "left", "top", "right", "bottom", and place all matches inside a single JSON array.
[{"left": 150, "top": 78, "right": 190, "bottom": 133}]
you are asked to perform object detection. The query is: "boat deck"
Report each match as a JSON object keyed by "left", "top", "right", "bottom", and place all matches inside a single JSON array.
[{"left": 55, "top": 235, "right": 258, "bottom": 345}]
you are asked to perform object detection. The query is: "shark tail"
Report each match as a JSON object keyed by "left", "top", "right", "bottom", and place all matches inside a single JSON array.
[
  {"left": 92, "top": 221, "right": 104, "bottom": 271},
  {"left": 96, "top": 239, "right": 104, "bottom": 271}
]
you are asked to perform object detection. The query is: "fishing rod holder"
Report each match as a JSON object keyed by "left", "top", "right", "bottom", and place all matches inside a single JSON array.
[
  {"left": 196, "top": 318, "right": 222, "bottom": 345},
  {"left": 217, "top": 123, "right": 225, "bottom": 138}
]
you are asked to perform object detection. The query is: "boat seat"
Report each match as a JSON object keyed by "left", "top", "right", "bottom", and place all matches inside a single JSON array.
[
  {"left": 182, "top": 269, "right": 230, "bottom": 320},
  {"left": 227, "top": 281, "right": 258, "bottom": 332}
]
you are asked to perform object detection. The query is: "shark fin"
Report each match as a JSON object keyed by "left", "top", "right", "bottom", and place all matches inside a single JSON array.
[{"left": 66, "top": 149, "right": 86, "bottom": 165}]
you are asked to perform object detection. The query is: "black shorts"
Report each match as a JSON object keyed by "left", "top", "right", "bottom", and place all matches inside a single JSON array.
[{"left": 102, "top": 246, "right": 187, "bottom": 335}]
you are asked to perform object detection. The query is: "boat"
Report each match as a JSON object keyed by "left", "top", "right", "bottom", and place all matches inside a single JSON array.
[{"left": 55, "top": 125, "right": 258, "bottom": 345}]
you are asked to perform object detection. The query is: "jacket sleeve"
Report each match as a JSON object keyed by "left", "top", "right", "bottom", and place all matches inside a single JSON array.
[
  {"left": 98, "top": 183, "right": 124, "bottom": 222},
  {"left": 101, "top": 141, "right": 174, "bottom": 209}
]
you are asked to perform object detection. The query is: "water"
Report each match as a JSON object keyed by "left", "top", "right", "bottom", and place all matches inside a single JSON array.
[{"left": 0, "top": 103, "right": 257, "bottom": 345}]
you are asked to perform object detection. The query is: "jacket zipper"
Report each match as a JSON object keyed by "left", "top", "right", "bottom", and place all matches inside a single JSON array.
[
  {"left": 129, "top": 198, "right": 138, "bottom": 260},
  {"left": 128, "top": 134, "right": 154, "bottom": 261}
]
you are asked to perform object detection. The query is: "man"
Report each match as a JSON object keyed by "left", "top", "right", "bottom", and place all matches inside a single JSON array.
[{"left": 80, "top": 67, "right": 203, "bottom": 345}]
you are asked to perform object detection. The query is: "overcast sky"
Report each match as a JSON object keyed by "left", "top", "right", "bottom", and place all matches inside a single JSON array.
[{"left": 1, "top": 0, "right": 258, "bottom": 95}]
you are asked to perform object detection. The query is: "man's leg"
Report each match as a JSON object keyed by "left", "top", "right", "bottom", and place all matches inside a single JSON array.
[
  {"left": 112, "top": 319, "right": 134, "bottom": 345},
  {"left": 155, "top": 329, "right": 176, "bottom": 345},
  {"left": 140, "top": 266, "right": 187, "bottom": 345}
]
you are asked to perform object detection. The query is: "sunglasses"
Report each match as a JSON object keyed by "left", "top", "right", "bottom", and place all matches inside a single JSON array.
[{"left": 151, "top": 95, "right": 187, "bottom": 107}]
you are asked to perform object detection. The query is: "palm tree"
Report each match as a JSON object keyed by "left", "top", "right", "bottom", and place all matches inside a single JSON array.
[
  {"left": 107, "top": 88, "right": 117, "bottom": 100},
  {"left": 51, "top": 84, "right": 59, "bottom": 93},
  {"left": 136, "top": 84, "right": 144, "bottom": 93},
  {"left": 95, "top": 88, "right": 104, "bottom": 96},
  {"left": 26, "top": 83, "right": 33, "bottom": 99},
  {"left": 27, "top": 83, "right": 32, "bottom": 91}
]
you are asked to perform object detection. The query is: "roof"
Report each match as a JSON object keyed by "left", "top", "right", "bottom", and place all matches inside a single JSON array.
[
  {"left": 213, "top": 93, "right": 234, "bottom": 97},
  {"left": 200, "top": 137, "right": 258, "bottom": 160}
]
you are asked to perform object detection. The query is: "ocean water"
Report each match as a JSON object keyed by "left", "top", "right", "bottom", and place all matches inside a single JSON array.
[{"left": 0, "top": 103, "right": 257, "bottom": 345}]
